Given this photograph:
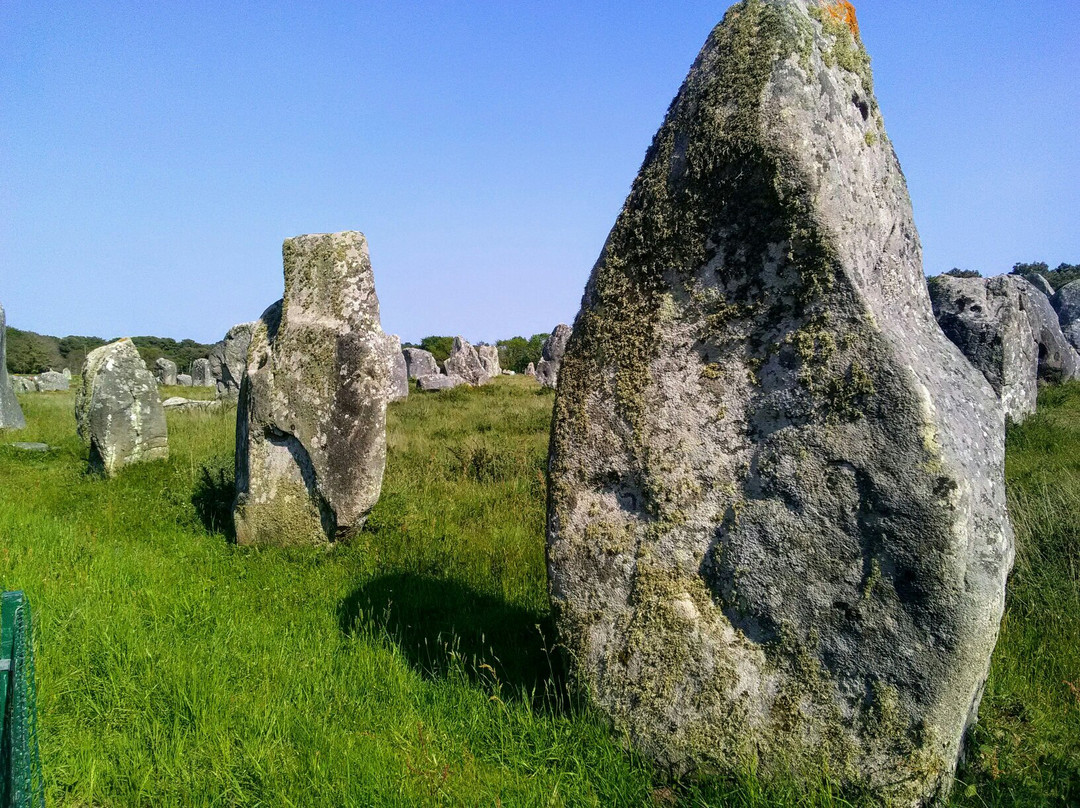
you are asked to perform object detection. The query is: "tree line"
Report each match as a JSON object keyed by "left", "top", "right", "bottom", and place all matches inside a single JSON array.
[{"left": 5, "top": 328, "right": 216, "bottom": 376}]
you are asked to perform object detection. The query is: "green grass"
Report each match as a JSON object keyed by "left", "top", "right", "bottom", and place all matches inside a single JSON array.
[{"left": 0, "top": 379, "right": 1076, "bottom": 806}]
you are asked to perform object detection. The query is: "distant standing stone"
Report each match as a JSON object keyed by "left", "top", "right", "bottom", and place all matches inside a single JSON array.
[
  {"left": 76, "top": 338, "right": 168, "bottom": 475},
  {"left": 154, "top": 357, "right": 178, "bottom": 386},
  {"left": 209, "top": 322, "right": 255, "bottom": 400},
  {"left": 444, "top": 336, "right": 489, "bottom": 385},
  {"left": 385, "top": 335, "right": 409, "bottom": 402},
  {"left": 417, "top": 373, "right": 466, "bottom": 392},
  {"left": 477, "top": 345, "right": 501, "bottom": 379},
  {"left": 0, "top": 302, "right": 26, "bottom": 430},
  {"left": 34, "top": 370, "right": 69, "bottom": 392},
  {"left": 1021, "top": 272, "right": 1055, "bottom": 298},
  {"left": 403, "top": 348, "right": 439, "bottom": 379},
  {"left": 176, "top": 374, "right": 193, "bottom": 387},
  {"left": 1054, "top": 279, "right": 1080, "bottom": 352},
  {"left": 62, "top": 368, "right": 72, "bottom": 380},
  {"left": 234, "top": 231, "right": 390, "bottom": 546},
  {"left": 536, "top": 324, "right": 571, "bottom": 389},
  {"left": 191, "top": 358, "right": 214, "bottom": 387},
  {"left": 524, "top": 362, "right": 536, "bottom": 378}
]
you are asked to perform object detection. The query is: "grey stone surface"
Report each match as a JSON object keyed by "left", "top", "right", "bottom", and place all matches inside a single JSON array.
[
  {"left": 9, "top": 377, "right": 35, "bottom": 394},
  {"left": 1054, "top": 279, "right": 1080, "bottom": 352},
  {"left": 403, "top": 348, "right": 439, "bottom": 379},
  {"left": 10, "top": 442, "right": 49, "bottom": 452},
  {"left": 154, "top": 358, "right": 178, "bottom": 386},
  {"left": 930, "top": 275, "right": 1079, "bottom": 421},
  {"left": 416, "top": 373, "right": 466, "bottom": 392},
  {"left": 386, "top": 335, "right": 409, "bottom": 403},
  {"left": 537, "top": 324, "right": 571, "bottom": 389},
  {"left": 209, "top": 322, "right": 255, "bottom": 400},
  {"left": 162, "top": 397, "right": 224, "bottom": 412},
  {"left": 478, "top": 345, "right": 501, "bottom": 379},
  {"left": 443, "top": 336, "right": 489, "bottom": 385},
  {"left": 62, "top": 368, "right": 72, "bottom": 380},
  {"left": 76, "top": 338, "right": 168, "bottom": 475},
  {"left": 524, "top": 362, "right": 536, "bottom": 378},
  {"left": 234, "top": 231, "right": 389, "bottom": 546},
  {"left": 191, "top": 358, "right": 214, "bottom": 387},
  {"left": 35, "top": 370, "right": 69, "bottom": 392},
  {"left": 0, "top": 302, "right": 26, "bottom": 429},
  {"left": 546, "top": 3, "right": 1013, "bottom": 804},
  {"left": 1020, "top": 272, "right": 1055, "bottom": 297},
  {"left": 177, "top": 374, "right": 192, "bottom": 387}
]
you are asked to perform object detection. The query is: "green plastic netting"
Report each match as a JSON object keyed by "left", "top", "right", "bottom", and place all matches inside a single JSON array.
[{"left": 0, "top": 592, "right": 44, "bottom": 808}]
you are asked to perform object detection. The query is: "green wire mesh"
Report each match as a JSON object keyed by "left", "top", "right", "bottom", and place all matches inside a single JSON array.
[{"left": 1, "top": 592, "right": 44, "bottom": 808}]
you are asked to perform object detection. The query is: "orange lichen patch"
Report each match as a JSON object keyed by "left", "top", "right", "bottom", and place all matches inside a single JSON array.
[{"left": 820, "top": 1, "right": 860, "bottom": 39}]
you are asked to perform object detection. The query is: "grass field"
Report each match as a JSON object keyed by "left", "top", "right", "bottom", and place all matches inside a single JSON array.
[{"left": 0, "top": 378, "right": 1076, "bottom": 806}]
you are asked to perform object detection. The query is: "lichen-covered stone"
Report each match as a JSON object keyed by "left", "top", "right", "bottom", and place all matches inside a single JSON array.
[
  {"left": 154, "top": 357, "right": 178, "bottom": 386},
  {"left": 0, "top": 302, "right": 26, "bottom": 430},
  {"left": 176, "top": 374, "right": 192, "bottom": 387},
  {"left": 1020, "top": 272, "right": 1055, "bottom": 298},
  {"left": 444, "top": 336, "right": 489, "bottom": 385},
  {"left": 403, "top": 348, "right": 439, "bottom": 379},
  {"left": 416, "top": 373, "right": 466, "bottom": 392},
  {"left": 191, "top": 358, "right": 214, "bottom": 387},
  {"left": 233, "top": 231, "right": 390, "bottom": 546},
  {"left": 930, "top": 274, "right": 1079, "bottom": 421},
  {"left": 385, "top": 335, "right": 409, "bottom": 402},
  {"left": 76, "top": 339, "right": 168, "bottom": 475},
  {"left": 209, "top": 322, "right": 255, "bottom": 400},
  {"left": 1054, "top": 279, "right": 1080, "bottom": 352},
  {"left": 537, "top": 324, "right": 571, "bottom": 389},
  {"left": 547, "top": 3, "right": 1012, "bottom": 804},
  {"left": 478, "top": 345, "right": 501, "bottom": 379}
]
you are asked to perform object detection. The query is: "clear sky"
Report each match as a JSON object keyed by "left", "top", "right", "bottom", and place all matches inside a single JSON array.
[{"left": 2, "top": 1, "right": 1077, "bottom": 345}]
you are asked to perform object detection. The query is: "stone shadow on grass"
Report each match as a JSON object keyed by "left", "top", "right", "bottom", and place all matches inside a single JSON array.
[
  {"left": 191, "top": 457, "right": 236, "bottom": 540},
  {"left": 339, "top": 572, "right": 569, "bottom": 710}
]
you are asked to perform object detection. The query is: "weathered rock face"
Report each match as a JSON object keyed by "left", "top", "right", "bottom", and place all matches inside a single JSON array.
[
  {"left": 176, "top": 374, "right": 193, "bottom": 387},
  {"left": 547, "top": 3, "right": 1013, "bottom": 804},
  {"left": 209, "top": 322, "right": 255, "bottom": 400},
  {"left": 1020, "top": 272, "right": 1055, "bottom": 298},
  {"left": 417, "top": 373, "right": 466, "bottom": 392},
  {"left": 403, "top": 348, "right": 439, "bottom": 379},
  {"left": 385, "top": 335, "right": 409, "bottom": 402},
  {"left": 76, "top": 339, "right": 168, "bottom": 475},
  {"left": 478, "top": 345, "right": 501, "bottom": 379},
  {"left": 929, "top": 275, "right": 1079, "bottom": 420},
  {"left": 537, "top": 324, "right": 572, "bottom": 389},
  {"left": 0, "top": 302, "right": 26, "bottom": 430},
  {"left": 191, "top": 358, "right": 214, "bottom": 387},
  {"left": 443, "top": 336, "right": 489, "bottom": 385},
  {"left": 9, "top": 377, "right": 35, "bottom": 394},
  {"left": 1054, "top": 280, "right": 1080, "bottom": 352},
  {"left": 35, "top": 370, "right": 69, "bottom": 392},
  {"left": 154, "top": 358, "right": 178, "bottom": 386},
  {"left": 234, "top": 231, "right": 390, "bottom": 546}
]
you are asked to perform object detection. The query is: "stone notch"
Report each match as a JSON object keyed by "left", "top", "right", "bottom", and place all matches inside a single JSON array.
[
  {"left": 546, "top": 2, "right": 1013, "bottom": 804},
  {"left": 233, "top": 231, "right": 390, "bottom": 546},
  {"left": 76, "top": 338, "right": 168, "bottom": 475},
  {"left": 0, "top": 302, "right": 26, "bottom": 430}
]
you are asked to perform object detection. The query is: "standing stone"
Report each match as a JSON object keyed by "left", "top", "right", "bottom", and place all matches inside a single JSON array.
[
  {"left": 1054, "top": 279, "right": 1080, "bottom": 352},
  {"left": 417, "top": 373, "right": 466, "bottom": 392},
  {"left": 76, "top": 339, "right": 168, "bottom": 475},
  {"left": 385, "top": 335, "right": 409, "bottom": 402},
  {"left": 9, "top": 377, "right": 35, "bottom": 394},
  {"left": 176, "top": 374, "right": 193, "bottom": 387},
  {"left": 0, "top": 302, "right": 26, "bottom": 430},
  {"left": 443, "top": 336, "right": 489, "bottom": 385},
  {"left": 525, "top": 362, "right": 536, "bottom": 378},
  {"left": 403, "top": 348, "right": 439, "bottom": 379},
  {"left": 1019, "top": 272, "right": 1055, "bottom": 298},
  {"left": 34, "top": 370, "right": 69, "bottom": 392},
  {"left": 478, "top": 345, "right": 502, "bottom": 379},
  {"left": 536, "top": 324, "right": 571, "bottom": 389},
  {"left": 209, "top": 322, "right": 256, "bottom": 400},
  {"left": 234, "top": 231, "right": 390, "bottom": 546},
  {"left": 154, "top": 357, "right": 178, "bottom": 386},
  {"left": 547, "top": 3, "right": 1012, "bottom": 804},
  {"left": 62, "top": 368, "right": 72, "bottom": 380},
  {"left": 191, "top": 358, "right": 214, "bottom": 387},
  {"left": 930, "top": 274, "right": 1079, "bottom": 421}
]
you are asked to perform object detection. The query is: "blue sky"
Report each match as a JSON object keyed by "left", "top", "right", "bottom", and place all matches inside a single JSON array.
[{"left": 2, "top": 1, "right": 1077, "bottom": 345}]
